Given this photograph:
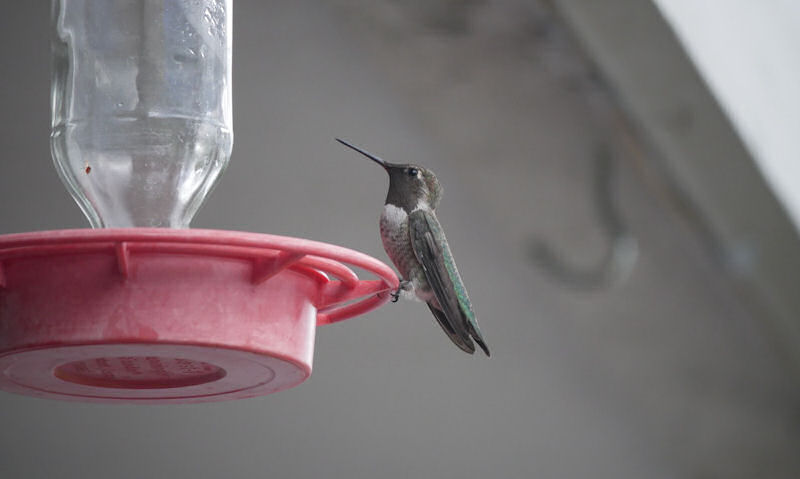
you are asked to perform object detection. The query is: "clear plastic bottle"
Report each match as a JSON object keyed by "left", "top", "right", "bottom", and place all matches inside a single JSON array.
[{"left": 51, "top": 0, "right": 233, "bottom": 228}]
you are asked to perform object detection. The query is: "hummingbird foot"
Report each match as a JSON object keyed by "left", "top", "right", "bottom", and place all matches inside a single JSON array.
[{"left": 387, "top": 280, "right": 413, "bottom": 303}]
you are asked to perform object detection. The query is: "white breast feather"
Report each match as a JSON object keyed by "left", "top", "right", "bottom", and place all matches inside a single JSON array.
[{"left": 382, "top": 204, "right": 407, "bottom": 227}]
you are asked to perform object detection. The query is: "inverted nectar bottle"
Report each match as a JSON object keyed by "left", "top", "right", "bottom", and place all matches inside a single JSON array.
[{"left": 51, "top": 0, "right": 233, "bottom": 228}]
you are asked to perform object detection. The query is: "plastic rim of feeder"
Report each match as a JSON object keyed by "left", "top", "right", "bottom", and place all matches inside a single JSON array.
[{"left": 0, "top": 228, "right": 399, "bottom": 404}]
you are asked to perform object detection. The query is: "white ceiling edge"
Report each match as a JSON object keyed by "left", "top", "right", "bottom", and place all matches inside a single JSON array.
[
  {"left": 551, "top": 0, "right": 800, "bottom": 373},
  {"left": 653, "top": 0, "right": 800, "bottom": 234}
]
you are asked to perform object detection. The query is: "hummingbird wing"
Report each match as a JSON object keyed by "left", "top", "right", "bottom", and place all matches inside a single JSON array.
[
  {"left": 425, "top": 304, "right": 476, "bottom": 354},
  {"left": 409, "top": 210, "right": 490, "bottom": 356}
]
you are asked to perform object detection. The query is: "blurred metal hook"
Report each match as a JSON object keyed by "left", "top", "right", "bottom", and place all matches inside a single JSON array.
[{"left": 530, "top": 146, "right": 638, "bottom": 290}]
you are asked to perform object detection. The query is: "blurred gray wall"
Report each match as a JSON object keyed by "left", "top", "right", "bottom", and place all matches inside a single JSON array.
[{"left": 1, "top": 1, "right": 799, "bottom": 478}]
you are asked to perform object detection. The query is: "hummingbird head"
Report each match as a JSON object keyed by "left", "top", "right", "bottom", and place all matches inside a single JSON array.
[{"left": 337, "top": 138, "right": 442, "bottom": 211}]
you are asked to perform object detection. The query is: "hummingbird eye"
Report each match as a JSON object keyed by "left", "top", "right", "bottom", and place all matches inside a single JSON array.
[{"left": 407, "top": 168, "right": 419, "bottom": 177}]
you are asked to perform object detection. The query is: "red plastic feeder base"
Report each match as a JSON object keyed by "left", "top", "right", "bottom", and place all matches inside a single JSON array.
[{"left": 0, "top": 229, "right": 398, "bottom": 404}]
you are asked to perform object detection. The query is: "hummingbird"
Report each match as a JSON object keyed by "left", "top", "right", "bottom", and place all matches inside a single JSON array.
[{"left": 337, "top": 138, "right": 490, "bottom": 356}]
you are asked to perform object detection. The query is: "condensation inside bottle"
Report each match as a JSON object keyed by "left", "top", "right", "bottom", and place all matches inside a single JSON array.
[{"left": 51, "top": 0, "right": 233, "bottom": 228}]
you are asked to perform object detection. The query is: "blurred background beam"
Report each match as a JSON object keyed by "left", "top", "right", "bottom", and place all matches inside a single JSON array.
[{"left": 551, "top": 0, "right": 800, "bottom": 373}]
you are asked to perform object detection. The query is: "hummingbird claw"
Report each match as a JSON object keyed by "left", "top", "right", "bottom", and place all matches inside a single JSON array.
[
  {"left": 381, "top": 280, "right": 411, "bottom": 303},
  {"left": 375, "top": 288, "right": 400, "bottom": 302}
]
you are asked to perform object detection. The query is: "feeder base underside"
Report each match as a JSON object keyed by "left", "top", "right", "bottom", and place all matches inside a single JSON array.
[{"left": 0, "top": 343, "right": 309, "bottom": 404}]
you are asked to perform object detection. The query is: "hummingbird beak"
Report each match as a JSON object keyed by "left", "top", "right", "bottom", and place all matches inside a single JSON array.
[{"left": 336, "top": 138, "right": 389, "bottom": 170}]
